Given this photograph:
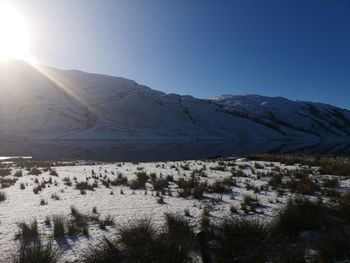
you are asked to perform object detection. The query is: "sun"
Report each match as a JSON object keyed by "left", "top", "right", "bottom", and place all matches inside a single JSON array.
[{"left": 0, "top": 2, "right": 35, "bottom": 62}]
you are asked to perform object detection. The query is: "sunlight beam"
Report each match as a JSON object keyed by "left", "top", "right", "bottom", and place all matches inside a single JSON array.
[{"left": 28, "top": 63, "right": 98, "bottom": 116}]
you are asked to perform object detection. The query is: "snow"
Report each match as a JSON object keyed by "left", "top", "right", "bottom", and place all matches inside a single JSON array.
[
  {"left": 0, "top": 60, "right": 281, "bottom": 141},
  {"left": 2, "top": 60, "right": 349, "bottom": 143},
  {"left": 212, "top": 94, "right": 350, "bottom": 137},
  {"left": 0, "top": 158, "right": 348, "bottom": 262}
]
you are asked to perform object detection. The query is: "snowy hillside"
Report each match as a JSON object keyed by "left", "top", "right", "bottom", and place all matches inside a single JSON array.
[
  {"left": 0, "top": 60, "right": 281, "bottom": 141},
  {"left": 0, "top": 60, "right": 348, "bottom": 142},
  {"left": 212, "top": 95, "right": 350, "bottom": 138}
]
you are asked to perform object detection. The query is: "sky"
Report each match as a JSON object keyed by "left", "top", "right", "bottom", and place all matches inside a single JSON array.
[{"left": 9, "top": 0, "right": 350, "bottom": 108}]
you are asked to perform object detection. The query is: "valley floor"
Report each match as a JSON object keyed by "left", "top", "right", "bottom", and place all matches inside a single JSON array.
[{"left": 0, "top": 155, "right": 349, "bottom": 262}]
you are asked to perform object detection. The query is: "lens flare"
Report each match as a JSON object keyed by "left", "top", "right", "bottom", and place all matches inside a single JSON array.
[{"left": 0, "top": 2, "right": 35, "bottom": 62}]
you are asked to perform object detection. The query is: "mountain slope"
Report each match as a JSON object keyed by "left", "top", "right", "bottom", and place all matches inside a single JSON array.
[
  {"left": 0, "top": 60, "right": 348, "bottom": 142},
  {"left": 212, "top": 95, "right": 350, "bottom": 138},
  {"left": 0, "top": 60, "right": 283, "bottom": 141}
]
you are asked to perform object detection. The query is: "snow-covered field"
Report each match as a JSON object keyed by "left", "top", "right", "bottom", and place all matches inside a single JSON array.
[{"left": 0, "top": 156, "right": 349, "bottom": 262}]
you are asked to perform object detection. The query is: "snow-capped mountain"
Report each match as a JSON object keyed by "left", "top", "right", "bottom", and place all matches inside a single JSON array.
[
  {"left": 212, "top": 95, "right": 350, "bottom": 137},
  {"left": 0, "top": 60, "right": 348, "bottom": 142},
  {"left": 0, "top": 60, "right": 281, "bottom": 141}
]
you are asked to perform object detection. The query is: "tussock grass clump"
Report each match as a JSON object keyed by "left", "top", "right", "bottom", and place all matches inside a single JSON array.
[
  {"left": 98, "top": 215, "right": 115, "bottom": 230},
  {"left": 176, "top": 176, "right": 204, "bottom": 199},
  {"left": 287, "top": 176, "right": 318, "bottom": 195},
  {"left": 319, "top": 158, "right": 350, "bottom": 177},
  {"left": 51, "top": 193, "right": 60, "bottom": 200},
  {"left": 210, "top": 165, "right": 226, "bottom": 171},
  {"left": 208, "top": 178, "right": 232, "bottom": 193},
  {"left": 14, "top": 170, "right": 23, "bottom": 177},
  {"left": 12, "top": 239, "right": 62, "bottom": 263},
  {"left": 49, "top": 169, "right": 58, "bottom": 176},
  {"left": 166, "top": 175, "right": 174, "bottom": 182},
  {"left": 191, "top": 169, "right": 207, "bottom": 178},
  {"left": 163, "top": 213, "right": 192, "bottom": 241},
  {"left": 69, "top": 206, "right": 89, "bottom": 236},
  {"left": 238, "top": 163, "right": 250, "bottom": 170},
  {"left": 151, "top": 178, "right": 168, "bottom": 192},
  {"left": 1, "top": 177, "right": 18, "bottom": 188},
  {"left": 17, "top": 220, "right": 39, "bottom": 241},
  {"left": 100, "top": 179, "right": 110, "bottom": 188},
  {"left": 119, "top": 218, "right": 156, "bottom": 247},
  {"left": 212, "top": 217, "right": 268, "bottom": 263},
  {"left": 178, "top": 188, "right": 192, "bottom": 198},
  {"left": 184, "top": 208, "right": 191, "bottom": 217},
  {"left": 44, "top": 217, "right": 51, "bottom": 226},
  {"left": 0, "top": 168, "right": 11, "bottom": 177},
  {"left": 159, "top": 213, "right": 193, "bottom": 262},
  {"left": 79, "top": 237, "right": 121, "bottom": 263},
  {"left": 76, "top": 181, "right": 96, "bottom": 191},
  {"left": 288, "top": 168, "right": 313, "bottom": 179},
  {"left": 230, "top": 205, "right": 238, "bottom": 214},
  {"left": 180, "top": 163, "right": 191, "bottom": 170},
  {"left": 157, "top": 195, "right": 165, "bottom": 204},
  {"left": 231, "top": 169, "right": 246, "bottom": 177},
  {"left": 118, "top": 214, "right": 193, "bottom": 263},
  {"left": 323, "top": 177, "right": 339, "bottom": 188},
  {"left": 312, "top": 230, "right": 350, "bottom": 262},
  {"left": 62, "top": 177, "right": 72, "bottom": 187},
  {"left": 0, "top": 191, "right": 6, "bottom": 202},
  {"left": 176, "top": 176, "right": 199, "bottom": 190},
  {"left": 92, "top": 206, "right": 97, "bottom": 214},
  {"left": 119, "top": 218, "right": 159, "bottom": 262},
  {"left": 33, "top": 186, "right": 42, "bottom": 194},
  {"left": 52, "top": 214, "right": 88, "bottom": 236},
  {"left": 268, "top": 173, "right": 283, "bottom": 189},
  {"left": 241, "top": 195, "right": 259, "bottom": 213},
  {"left": 53, "top": 216, "right": 65, "bottom": 238},
  {"left": 129, "top": 172, "right": 149, "bottom": 190},
  {"left": 254, "top": 162, "right": 265, "bottom": 169},
  {"left": 70, "top": 205, "right": 81, "bottom": 218},
  {"left": 80, "top": 213, "right": 193, "bottom": 262},
  {"left": 111, "top": 173, "right": 128, "bottom": 186},
  {"left": 28, "top": 168, "right": 42, "bottom": 176},
  {"left": 201, "top": 214, "right": 211, "bottom": 233},
  {"left": 191, "top": 185, "right": 204, "bottom": 199},
  {"left": 66, "top": 220, "right": 79, "bottom": 236},
  {"left": 272, "top": 198, "right": 331, "bottom": 235}
]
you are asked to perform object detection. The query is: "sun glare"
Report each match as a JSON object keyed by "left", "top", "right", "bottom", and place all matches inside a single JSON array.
[{"left": 0, "top": 2, "right": 35, "bottom": 62}]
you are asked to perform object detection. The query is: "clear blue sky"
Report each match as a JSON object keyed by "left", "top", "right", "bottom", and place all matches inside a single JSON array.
[{"left": 15, "top": 0, "right": 350, "bottom": 108}]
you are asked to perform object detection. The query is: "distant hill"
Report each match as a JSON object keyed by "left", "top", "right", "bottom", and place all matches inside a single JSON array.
[{"left": 212, "top": 95, "right": 350, "bottom": 137}]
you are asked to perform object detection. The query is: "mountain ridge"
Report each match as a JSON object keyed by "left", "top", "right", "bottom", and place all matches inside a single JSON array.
[
  {"left": 212, "top": 94, "right": 350, "bottom": 111},
  {"left": 211, "top": 94, "right": 350, "bottom": 137},
  {"left": 0, "top": 60, "right": 349, "bottom": 142}
]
